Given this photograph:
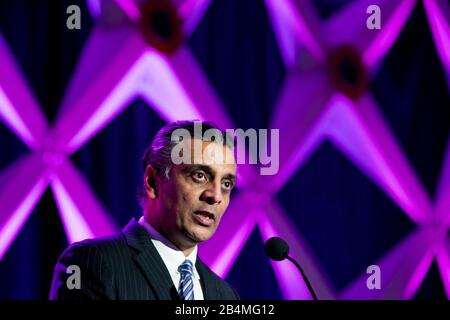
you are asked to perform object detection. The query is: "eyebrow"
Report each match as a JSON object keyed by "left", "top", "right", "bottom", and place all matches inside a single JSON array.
[{"left": 185, "top": 164, "right": 237, "bottom": 183}]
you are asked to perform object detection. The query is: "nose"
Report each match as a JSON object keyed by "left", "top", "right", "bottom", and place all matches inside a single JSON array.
[{"left": 200, "top": 181, "right": 223, "bottom": 205}]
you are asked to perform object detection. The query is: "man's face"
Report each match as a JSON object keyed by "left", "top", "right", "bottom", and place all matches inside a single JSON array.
[{"left": 155, "top": 139, "right": 236, "bottom": 250}]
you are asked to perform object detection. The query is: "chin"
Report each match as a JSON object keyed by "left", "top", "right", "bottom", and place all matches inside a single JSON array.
[{"left": 188, "top": 227, "right": 215, "bottom": 243}]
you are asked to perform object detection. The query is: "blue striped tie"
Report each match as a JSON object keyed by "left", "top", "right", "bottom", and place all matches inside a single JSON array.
[{"left": 178, "top": 260, "right": 194, "bottom": 300}]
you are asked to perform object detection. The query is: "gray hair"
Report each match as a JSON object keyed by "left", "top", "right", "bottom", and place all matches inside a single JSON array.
[{"left": 138, "top": 120, "right": 233, "bottom": 207}]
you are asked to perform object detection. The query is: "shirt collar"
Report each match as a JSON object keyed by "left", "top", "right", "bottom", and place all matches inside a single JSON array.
[{"left": 138, "top": 216, "right": 200, "bottom": 280}]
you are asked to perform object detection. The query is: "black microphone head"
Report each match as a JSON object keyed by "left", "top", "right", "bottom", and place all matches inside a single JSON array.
[{"left": 264, "top": 237, "right": 289, "bottom": 261}]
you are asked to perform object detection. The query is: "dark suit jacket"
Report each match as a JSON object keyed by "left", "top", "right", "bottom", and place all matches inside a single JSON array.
[{"left": 49, "top": 218, "right": 239, "bottom": 300}]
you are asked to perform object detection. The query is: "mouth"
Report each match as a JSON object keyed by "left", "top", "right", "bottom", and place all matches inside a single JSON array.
[{"left": 192, "top": 210, "right": 215, "bottom": 227}]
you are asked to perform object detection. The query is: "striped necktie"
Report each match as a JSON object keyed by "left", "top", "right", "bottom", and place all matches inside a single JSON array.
[{"left": 178, "top": 259, "right": 194, "bottom": 300}]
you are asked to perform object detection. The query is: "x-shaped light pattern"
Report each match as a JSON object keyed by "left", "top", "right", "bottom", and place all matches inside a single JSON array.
[
  {"left": 255, "top": 0, "right": 449, "bottom": 299},
  {"left": 82, "top": 0, "right": 331, "bottom": 300},
  {"left": 423, "top": 0, "right": 450, "bottom": 298},
  {"left": 423, "top": 0, "right": 450, "bottom": 89},
  {"left": 0, "top": 30, "right": 119, "bottom": 259},
  {"left": 0, "top": 0, "right": 448, "bottom": 300},
  {"left": 0, "top": 0, "right": 233, "bottom": 259}
]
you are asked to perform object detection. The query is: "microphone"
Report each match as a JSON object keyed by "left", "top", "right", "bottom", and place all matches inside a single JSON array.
[{"left": 264, "top": 237, "right": 318, "bottom": 300}]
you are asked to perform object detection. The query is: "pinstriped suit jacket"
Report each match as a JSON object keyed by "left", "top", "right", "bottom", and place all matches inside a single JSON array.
[{"left": 49, "top": 218, "right": 240, "bottom": 300}]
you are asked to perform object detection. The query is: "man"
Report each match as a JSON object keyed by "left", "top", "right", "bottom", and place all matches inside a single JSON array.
[{"left": 50, "top": 120, "right": 239, "bottom": 300}]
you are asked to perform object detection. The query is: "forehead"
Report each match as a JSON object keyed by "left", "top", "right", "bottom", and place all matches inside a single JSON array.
[{"left": 176, "top": 138, "right": 236, "bottom": 174}]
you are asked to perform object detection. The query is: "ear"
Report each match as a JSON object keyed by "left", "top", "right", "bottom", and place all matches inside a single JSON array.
[{"left": 144, "top": 165, "right": 159, "bottom": 199}]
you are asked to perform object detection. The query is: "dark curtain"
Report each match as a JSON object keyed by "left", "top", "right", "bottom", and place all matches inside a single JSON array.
[{"left": 0, "top": 0, "right": 448, "bottom": 299}]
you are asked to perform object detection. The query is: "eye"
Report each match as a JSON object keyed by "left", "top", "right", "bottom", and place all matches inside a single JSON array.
[
  {"left": 192, "top": 170, "right": 207, "bottom": 182},
  {"left": 222, "top": 180, "right": 234, "bottom": 191}
]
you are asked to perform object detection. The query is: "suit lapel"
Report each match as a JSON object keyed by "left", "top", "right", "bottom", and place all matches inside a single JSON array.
[
  {"left": 196, "top": 258, "right": 219, "bottom": 300},
  {"left": 122, "top": 218, "right": 178, "bottom": 300}
]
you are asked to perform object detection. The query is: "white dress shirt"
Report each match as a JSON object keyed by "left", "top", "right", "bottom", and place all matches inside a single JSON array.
[{"left": 138, "top": 216, "right": 204, "bottom": 300}]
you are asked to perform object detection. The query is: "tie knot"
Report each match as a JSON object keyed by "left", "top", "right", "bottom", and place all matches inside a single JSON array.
[{"left": 178, "top": 260, "right": 193, "bottom": 276}]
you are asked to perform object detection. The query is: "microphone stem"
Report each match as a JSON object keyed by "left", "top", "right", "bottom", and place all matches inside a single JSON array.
[{"left": 286, "top": 256, "right": 318, "bottom": 301}]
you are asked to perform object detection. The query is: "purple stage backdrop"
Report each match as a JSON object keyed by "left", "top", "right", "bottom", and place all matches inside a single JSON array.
[{"left": 0, "top": 0, "right": 449, "bottom": 299}]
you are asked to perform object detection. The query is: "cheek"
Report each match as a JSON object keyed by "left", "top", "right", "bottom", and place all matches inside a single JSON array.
[
  {"left": 177, "top": 190, "right": 198, "bottom": 217},
  {"left": 179, "top": 183, "right": 202, "bottom": 203},
  {"left": 222, "top": 195, "right": 231, "bottom": 207},
  {"left": 180, "top": 189, "right": 195, "bottom": 204},
  {"left": 216, "top": 198, "right": 231, "bottom": 220}
]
